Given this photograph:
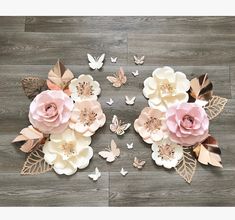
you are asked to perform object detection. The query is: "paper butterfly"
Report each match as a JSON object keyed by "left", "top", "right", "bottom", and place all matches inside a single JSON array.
[
  {"left": 110, "top": 115, "right": 131, "bottom": 136},
  {"left": 87, "top": 53, "right": 105, "bottom": 70},
  {"left": 106, "top": 98, "right": 114, "bottom": 106},
  {"left": 98, "top": 139, "right": 120, "bottom": 162},
  {"left": 126, "top": 142, "right": 134, "bottom": 149},
  {"left": 133, "top": 157, "right": 146, "bottom": 169},
  {"left": 132, "top": 70, "right": 139, "bottom": 77},
  {"left": 134, "top": 55, "right": 145, "bottom": 65},
  {"left": 106, "top": 67, "right": 127, "bottom": 88},
  {"left": 120, "top": 168, "right": 128, "bottom": 176},
  {"left": 125, "top": 96, "right": 136, "bottom": 105},
  {"left": 88, "top": 167, "right": 101, "bottom": 181},
  {"left": 111, "top": 57, "right": 118, "bottom": 63}
]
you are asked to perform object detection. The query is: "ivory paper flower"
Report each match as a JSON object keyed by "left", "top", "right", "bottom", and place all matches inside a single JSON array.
[
  {"left": 152, "top": 137, "right": 183, "bottom": 169},
  {"left": 143, "top": 66, "right": 190, "bottom": 111},
  {"left": 43, "top": 128, "right": 93, "bottom": 175},
  {"left": 69, "top": 100, "right": 106, "bottom": 137},
  {"left": 134, "top": 107, "right": 167, "bottom": 144},
  {"left": 166, "top": 102, "right": 209, "bottom": 146},
  {"left": 29, "top": 90, "right": 74, "bottom": 134},
  {"left": 69, "top": 74, "right": 101, "bottom": 102}
]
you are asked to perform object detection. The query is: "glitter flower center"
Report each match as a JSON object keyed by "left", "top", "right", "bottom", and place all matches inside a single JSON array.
[
  {"left": 159, "top": 144, "right": 175, "bottom": 160},
  {"left": 79, "top": 108, "right": 97, "bottom": 126},
  {"left": 159, "top": 81, "right": 175, "bottom": 95},
  {"left": 77, "top": 82, "right": 93, "bottom": 96},
  {"left": 62, "top": 142, "right": 76, "bottom": 157},
  {"left": 144, "top": 117, "right": 162, "bottom": 131}
]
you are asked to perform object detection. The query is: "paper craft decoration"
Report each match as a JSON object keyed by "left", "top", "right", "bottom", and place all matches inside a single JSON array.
[
  {"left": 12, "top": 60, "right": 106, "bottom": 176},
  {"left": 106, "top": 67, "right": 127, "bottom": 87},
  {"left": 134, "top": 66, "right": 228, "bottom": 183},
  {"left": 88, "top": 167, "right": 101, "bottom": 181},
  {"left": 111, "top": 57, "right": 118, "bottom": 63},
  {"left": 133, "top": 157, "right": 146, "bottom": 169},
  {"left": 127, "top": 142, "right": 134, "bottom": 149},
  {"left": 110, "top": 115, "right": 131, "bottom": 135},
  {"left": 98, "top": 139, "right": 120, "bottom": 162},
  {"left": 120, "top": 168, "right": 128, "bottom": 176},
  {"left": 134, "top": 55, "right": 145, "bottom": 65},
  {"left": 125, "top": 96, "right": 136, "bottom": 105},
  {"left": 106, "top": 98, "right": 114, "bottom": 106},
  {"left": 87, "top": 53, "right": 105, "bottom": 70},
  {"left": 132, "top": 70, "right": 139, "bottom": 77}
]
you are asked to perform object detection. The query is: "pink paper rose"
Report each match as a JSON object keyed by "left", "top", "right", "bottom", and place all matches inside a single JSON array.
[
  {"left": 166, "top": 102, "right": 209, "bottom": 146},
  {"left": 29, "top": 90, "right": 74, "bottom": 134}
]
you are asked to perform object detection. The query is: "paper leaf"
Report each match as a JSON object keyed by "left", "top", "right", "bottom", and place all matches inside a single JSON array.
[
  {"left": 175, "top": 147, "right": 197, "bottom": 184},
  {"left": 193, "top": 135, "right": 222, "bottom": 167},
  {"left": 189, "top": 73, "right": 213, "bottom": 102},
  {"left": 47, "top": 60, "right": 74, "bottom": 95},
  {"left": 204, "top": 96, "right": 228, "bottom": 120},
  {"left": 21, "top": 148, "right": 52, "bottom": 175},
  {"left": 12, "top": 125, "right": 44, "bottom": 153},
  {"left": 21, "top": 77, "right": 47, "bottom": 100}
]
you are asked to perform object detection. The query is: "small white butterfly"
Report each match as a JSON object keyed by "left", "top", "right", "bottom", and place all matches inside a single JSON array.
[
  {"left": 110, "top": 115, "right": 131, "bottom": 136},
  {"left": 134, "top": 55, "right": 145, "bottom": 65},
  {"left": 125, "top": 96, "right": 136, "bottom": 105},
  {"left": 98, "top": 139, "right": 120, "bottom": 162},
  {"left": 126, "top": 142, "right": 133, "bottom": 149},
  {"left": 87, "top": 53, "right": 105, "bottom": 70},
  {"left": 88, "top": 167, "right": 101, "bottom": 181},
  {"left": 106, "top": 98, "right": 114, "bottom": 106},
  {"left": 120, "top": 168, "right": 128, "bottom": 176},
  {"left": 110, "top": 57, "right": 118, "bottom": 63},
  {"left": 132, "top": 70, "right": 139, "bottom": 77}
]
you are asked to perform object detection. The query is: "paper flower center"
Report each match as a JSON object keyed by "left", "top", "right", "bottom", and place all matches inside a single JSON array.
[
  {"left": 77, "top": 82, "right": 93, "bottom": 97},
  {"left": 62, "top": 142, "right": 76, "bottom": 158},
  {"left": 182, "top": 115, "right": 194, "bottom": 129},
  {"left": 45, "top": 103, "right": 57, "bottom": 116},
  {"left": 80, "top": 108, "right": 97, "bottom": 126},
  {"left": 159, "top": 144, "right": 175, "bottom": 160},
  {"left": 144, "top": 117, "right": 162, "bottom": 131},
  {"left": 159, "top": 81, "right": 175, "bottom": 95}
]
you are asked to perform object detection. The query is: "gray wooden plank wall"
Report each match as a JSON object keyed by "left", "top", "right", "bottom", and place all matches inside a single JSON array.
[{"left": 0, "top": 16, "right": 235, "bottom": 206}]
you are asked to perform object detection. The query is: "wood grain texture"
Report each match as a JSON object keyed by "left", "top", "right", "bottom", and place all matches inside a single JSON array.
[
  {"left": 0, "top": 16, "right": 25, "bottom": 32},
  {"left": 25, "top": 16, "right": 235, "bottom": 34},
  {"left": 0, "top": 16, "right": 235, "bottom": 206}
]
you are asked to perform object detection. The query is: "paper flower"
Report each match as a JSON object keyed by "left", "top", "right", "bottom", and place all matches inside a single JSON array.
[
  {"left": 43, "top": 128, "right": 93, "bottom": 175},
  {"left": 143, "top": 66, "right": 190, "bottom": 111},
  {"left": 69, "top": 100, "right": 106, "bottom": 137},
  {"left": 69, "top": 74, "right": 101, "bottom": 102},
  {"left": 29, "top": 90, "right": 74, "bottom": 134},
  {"left": 151, "top": 137, "right": 183, "bottom": 169},
  {"left": 134, "top": 107, "right": 167, "bottom": 144},
  {"left": 166, "top": 102, "right": 209, "bottom": 146}
]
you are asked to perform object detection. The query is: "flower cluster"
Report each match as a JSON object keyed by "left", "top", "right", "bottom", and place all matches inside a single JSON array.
[
  {"left": 13, "top": 60, "right": 106, "bottom": 175},
  {"left": 134, "top": 66, "right": 227, "bottom": 182}
]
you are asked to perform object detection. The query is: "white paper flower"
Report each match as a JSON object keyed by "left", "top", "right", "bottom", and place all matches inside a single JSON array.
[
  {"left": 143, "top": 66, "right": 190, "bottom": 111},
  {"left": 151, "top": 137, "right": 183, "bottom": 169},
  {"left": 69, "top": 74, "right": 101, "bottom": 102},
  {"left": 43, "top": 128, "right": 93, "bottom": 175}
]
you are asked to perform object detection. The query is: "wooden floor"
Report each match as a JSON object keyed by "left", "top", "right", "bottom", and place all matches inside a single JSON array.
[{"left": 0, "top": 16, "right": 235, "bottom": 206}]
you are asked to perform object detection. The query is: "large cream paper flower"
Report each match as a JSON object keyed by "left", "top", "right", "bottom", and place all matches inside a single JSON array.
[
  {"left": 151, "top": 137, "right": 183, "bottom": 169},
  {"left": 43, "top": 128, "right": 93, "bottom": 175},
  {"left": 69, "top": 74, "right": 101, "bottom": 102},
  {"left": 143, "top": 66, "right": 190, "bottom": 111}
]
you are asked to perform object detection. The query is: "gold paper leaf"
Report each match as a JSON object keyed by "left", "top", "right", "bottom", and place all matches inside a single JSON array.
[
  {"left": 21, "top": 77, "right": 47, "bottom": 100},
  {"left": 204, "top": 96, "right": 228, "bottom": 120},
  {"left": 175, "top": 147, "right": 197, "bottom": 184},
  {"left": 189, "top": 73, "right": 213, "bottom": 102},
  {"left": 21, "top": 148, "right": 52, "bottom": 175},
  {"left": 193, "top": 135, "right": 222, "bottom": 168}
]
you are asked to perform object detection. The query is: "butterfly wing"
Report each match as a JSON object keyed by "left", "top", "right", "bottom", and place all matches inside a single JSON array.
[
  {"left": 87, "top": 54, "right": 98, "bottom": 69},
  {"left": 116, "top": 123, "right": 131, "bottom": 135},
  {"left": 98, "top": 151, "right": 115, "bottom": 162},
  {"left": 95, "top": 53, "right": 105, "bottom": 69},
  {"left": 118, "top": 67, "right": 127, "bottom": 84},
  {"left": 110, "top": 139, "right": 120, "bottom": 157},
  {"left": 110, "top": 115, "right": 119, "bottom": 133}
]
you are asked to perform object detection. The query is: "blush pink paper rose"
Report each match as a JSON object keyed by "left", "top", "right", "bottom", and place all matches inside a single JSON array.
[
  {"left": 29, "top": 90, "right": 74, "bottom": 134},
  {"left": 166, "top": 102, "right": 209, "bottom": 146}
]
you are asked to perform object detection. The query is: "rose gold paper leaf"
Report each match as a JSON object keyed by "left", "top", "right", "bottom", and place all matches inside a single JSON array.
[
  {"left": 21, "top": 148, "right": 52, "bottom": 175},
  {"left": 175, "top": 147, "right": 197, "bottom": 184},
  {"left": 21, "top": 77, "right": 47, "bottom": 100},
  {"left": 47, "top": 60, "right": 74, "bottom": 95},
  {"left": 204, "top": 96, "right": 228, "bottom": 120},
  {"left": 189, "top": 73, "right": 213, "bottom": 102},
  {"left": 193, "top": 135, "right": 222, "bottom": 168}
]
